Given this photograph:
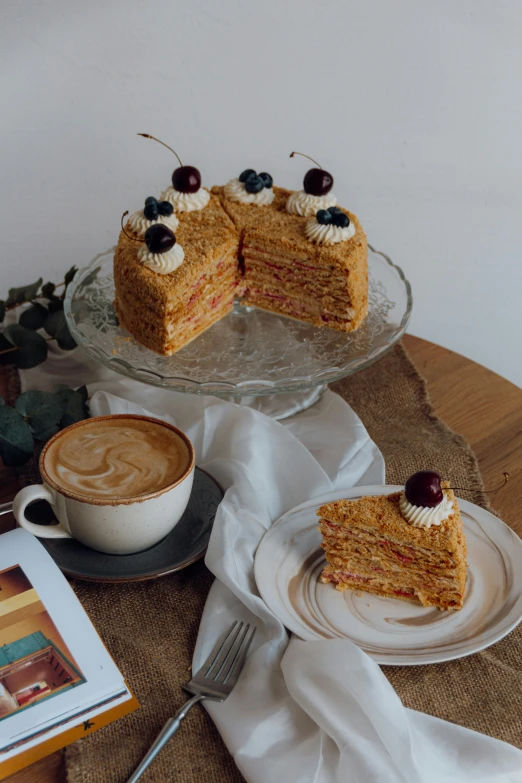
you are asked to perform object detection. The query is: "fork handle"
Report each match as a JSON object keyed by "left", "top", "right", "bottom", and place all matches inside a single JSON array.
[{"left": 126, "top": 695, "right": 203, "bottom": 783}]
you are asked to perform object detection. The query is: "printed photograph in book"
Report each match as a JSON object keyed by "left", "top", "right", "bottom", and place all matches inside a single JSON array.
[{"left": 0, "top": 566, "right": 85, "bottom": 721}]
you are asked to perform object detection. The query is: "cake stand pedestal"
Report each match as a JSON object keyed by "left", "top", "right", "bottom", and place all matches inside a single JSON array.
[
  {"left": 218, "top": 385, "right": 326, "bottom": 420},
  {"left": 64, "top": 246, "right": 412, "bottom": 420}
]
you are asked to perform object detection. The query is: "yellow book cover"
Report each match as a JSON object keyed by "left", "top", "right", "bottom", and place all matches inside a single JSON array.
[{"left": 0, "top": 530, "right": 139, "bottom": 779}]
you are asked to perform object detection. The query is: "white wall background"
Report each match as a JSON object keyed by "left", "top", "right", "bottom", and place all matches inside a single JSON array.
[{"left": 1, "top": 0, "right": 521, "bottom": 386}]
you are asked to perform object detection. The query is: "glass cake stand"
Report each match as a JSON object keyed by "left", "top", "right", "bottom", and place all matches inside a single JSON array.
[{"left": 64, "top": 246, "right": 412, "bottom": 419}]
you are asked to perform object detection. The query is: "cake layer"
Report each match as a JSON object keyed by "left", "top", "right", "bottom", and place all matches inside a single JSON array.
[
  {"left": 243, "top": 253, "right": 353, "bottom": 314},
  {"left": 115, "top": 289, "right": 235, "bottom": 356},
  {"left": 118, "top": 263, "right": 238, "bottom": 336},
  {"left": 245, "top": 292, "right": 359, "bottom": 331},
  {"left": 321, "top": 548, "right": 462, "bottom": 594},
  {"left": 320, "top": 566, "right": 464, "bottom": 610},
  {"left": 319, "top": 520, "right": 459, "bottom": 572}
]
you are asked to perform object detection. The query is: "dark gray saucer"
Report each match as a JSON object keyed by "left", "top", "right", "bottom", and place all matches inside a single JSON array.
[{"left": 24, "top": 468, "right": 223, "bottom": 582}]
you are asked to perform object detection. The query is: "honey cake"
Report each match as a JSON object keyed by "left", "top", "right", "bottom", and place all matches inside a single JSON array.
[{"left": 317, "top": 482, "right": 467, "bottom": 610}]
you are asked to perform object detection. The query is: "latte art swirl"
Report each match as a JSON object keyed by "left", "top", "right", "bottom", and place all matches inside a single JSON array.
[{"left": 44, "top": 418, "right": 191, "bottom": 500}]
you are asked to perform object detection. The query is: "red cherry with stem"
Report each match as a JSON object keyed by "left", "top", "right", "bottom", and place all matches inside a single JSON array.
[
  {"left": 290, "top": 151, "right": 334, "bottom": 197},
  {"left": 172, "top": 165, "right": 201, "bottom": 193},
  {"left": 144, "top": 224, "right": 176, "bottom": 254},
  {"left": 404, "top": 471, "right": 443, "bottom": 507},
  {"left": 138, "top": 133, "right": 202, "bottom": 194}
]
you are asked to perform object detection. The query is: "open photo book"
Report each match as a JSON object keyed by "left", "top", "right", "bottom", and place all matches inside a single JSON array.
[{"left": 0, "top": 528, "right": 138, "bottom": 779}]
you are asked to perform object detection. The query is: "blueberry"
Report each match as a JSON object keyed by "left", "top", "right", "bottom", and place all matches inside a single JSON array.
[
  {"left": 332, "top": 212, "right": 350, "bottom": 228},
  {"left": 239, "top": 169, "right": 257, "bottom": 183},
  {"left": 157, "top": 200, "right": 174, "bottom": 216},
  {"left": 328, "top": 206, "right": 342, "bottom": 215},
  {"left": 258, "top": 172, "right": 273, "bottom": 189},
  {"left": 144, "top": 203, "right": 159, "bottom": 221},
  {"left": 145, "top": 197, "right": 158, "bottom": 207},
  {"left": 245, "top": 176, "right": 264, "bottom": 194},
  {"left": 316, "top": 209, "right": 332, "bottom": 225}
]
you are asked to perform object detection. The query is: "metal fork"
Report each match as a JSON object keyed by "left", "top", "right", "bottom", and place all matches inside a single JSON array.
[{"left": 126, "top": 620, "right": 257, "bottom": 783}]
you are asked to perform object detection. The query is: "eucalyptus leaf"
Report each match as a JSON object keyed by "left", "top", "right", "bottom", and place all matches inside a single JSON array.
[
  {"left": 41, "top": 282, "right": 56, "bottom": 299},
  {"left": 0, "top": 396, "right": 5, "bottom": 405},
  {"left": 77, "top": 385, "right": 88, "bottom": 404},
  {"left": 44, "top": 310, "right": 76, "bottom": 350},
  {"left": 6, "top": 278, "right": 43, "bottom": 307},
  {"left": 57, "top": 326, "right": 76, "bottom": 351},
  {"left": 15, "top": 390, "right": 66, "bottom": 441},
  {"left": 53, "top": 386, "right": 89, "bottom": 428},
  {"left": 43, "top": 310, "right": 64, "bottom": 338},
  {"left": 0, "top": 405, "right": 34, "bottom": 466},
  {"left": 0, "top": 300, "right": 5, "bottom": 323},
  {"left": 64, "top": 266, "right": 78, "bottom": 286},
  {"left": 19, "top": 302, "right": 48, "bottom": 331},
  {"left": 0, "top": 335, "right": 16, "bottom": 365},
  {"left": 2, "top": 325, "right": 48, "bottom": 369},
  {"left": 48, "top": 299, "right": 64, "bottom": 313}
]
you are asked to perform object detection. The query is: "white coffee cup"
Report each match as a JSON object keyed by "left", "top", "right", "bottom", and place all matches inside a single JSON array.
[{"left": 13, "top": 414, "right": 195, "bottom": 555}]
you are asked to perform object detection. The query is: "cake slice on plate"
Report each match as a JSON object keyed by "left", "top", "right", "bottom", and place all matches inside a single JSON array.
[{"left": 317, "top": 471, "right": 467, "bottom": 610}]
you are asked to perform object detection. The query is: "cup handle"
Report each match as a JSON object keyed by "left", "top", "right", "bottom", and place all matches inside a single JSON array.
[{"left": 13, "top": 485, "right": 72, "bottom": 539}]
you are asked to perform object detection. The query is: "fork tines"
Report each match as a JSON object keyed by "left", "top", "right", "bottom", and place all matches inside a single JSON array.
[{"left": 191, "top": 620, "right": 257, "bottom": 697}]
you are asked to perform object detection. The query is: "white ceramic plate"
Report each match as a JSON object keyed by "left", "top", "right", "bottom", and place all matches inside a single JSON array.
[{"left": 254, "top": 486, "right": 522, "bottom": 665}]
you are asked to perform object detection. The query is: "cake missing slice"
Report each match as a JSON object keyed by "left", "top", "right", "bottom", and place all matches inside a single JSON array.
[{"left": 317, "top": 479, "right": 467, "bottom": 610}]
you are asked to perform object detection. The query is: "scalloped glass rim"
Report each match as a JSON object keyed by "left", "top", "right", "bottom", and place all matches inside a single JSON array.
[{"left": 64, "top": 244, "right": 412, "bottom": 397}]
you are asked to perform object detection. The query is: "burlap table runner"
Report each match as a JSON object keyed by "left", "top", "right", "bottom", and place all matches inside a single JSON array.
[{"left": 10, "top": 343, "right": 521, "bottom": 781}]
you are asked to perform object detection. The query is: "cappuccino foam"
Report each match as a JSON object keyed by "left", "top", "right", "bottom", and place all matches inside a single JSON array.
[{"left": 44, "top": 418, "right": 192, "bottom": 500}]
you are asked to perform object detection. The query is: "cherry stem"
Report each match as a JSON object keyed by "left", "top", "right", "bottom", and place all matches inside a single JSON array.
[
  {"left": 120, "top": 212, "right": 144, "bottom": 243},
  {"left": 138, "top": 134, "right": 183, "bottom": 167},
  {"left": 289, "top": 151, "right": 322, "bottom": 169},
  {"left": 449, "top": 472, "right": 509, "bottom": 495}
]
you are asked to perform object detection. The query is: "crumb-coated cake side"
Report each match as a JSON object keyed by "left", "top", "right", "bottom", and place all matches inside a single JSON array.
[
  {"left": 213, "top": 185, "right": 369, "bottom": 331},
  {"left": 317, "top": 479, "right": 467, "bottom": 610},
  {"left": 114, "top": 193, "right": 239, "bottom": 355}
]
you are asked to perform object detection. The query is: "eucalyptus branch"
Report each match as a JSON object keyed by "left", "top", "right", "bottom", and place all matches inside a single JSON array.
[
  {"left": 3, "top": 281, "right": 66, "bottom": 313},
  {"left": 0, "top": 265, "right": 89, "bottom": 467}
]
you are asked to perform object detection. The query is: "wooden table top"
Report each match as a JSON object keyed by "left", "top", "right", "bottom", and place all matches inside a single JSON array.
[{"left": 1, "top": 334, "right": 521, "bottom": 782}]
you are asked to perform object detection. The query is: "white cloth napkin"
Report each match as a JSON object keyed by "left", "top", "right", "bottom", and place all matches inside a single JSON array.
[{"left": 20, "top": 349, "right": 522, "bottom": 783}]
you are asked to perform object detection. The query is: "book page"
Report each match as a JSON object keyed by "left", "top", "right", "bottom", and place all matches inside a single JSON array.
[{"left": 0, "top": 530, "right": 128, "bottom": 751}]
